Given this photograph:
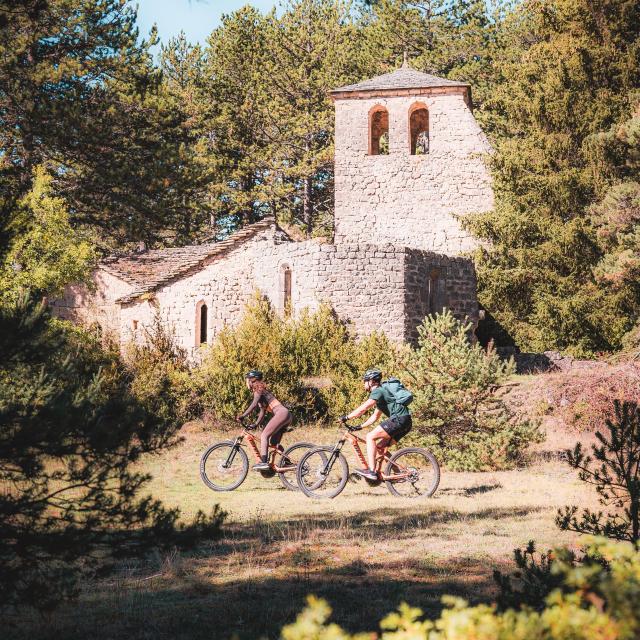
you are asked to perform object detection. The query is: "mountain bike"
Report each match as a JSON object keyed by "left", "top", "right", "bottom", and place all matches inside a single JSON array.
[
  {"left": 200, "top": 419, "right": 318, "bottom": 492},
  {"left": 295, "top": 420, "right": 440, "bottom": 499}
]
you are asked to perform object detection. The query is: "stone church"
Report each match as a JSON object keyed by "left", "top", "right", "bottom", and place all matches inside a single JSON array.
[{"left": 52, "top": 65, "right": 493, "bottom": 358}]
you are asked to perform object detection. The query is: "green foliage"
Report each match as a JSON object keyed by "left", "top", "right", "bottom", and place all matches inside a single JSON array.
[
  {"left": 281, "top": 539, "right": 640, "bottom": 639},
  {"left": 0, "top": 294, "right": 225, "bottom": 611},
  {"left": 192, "top": 294, "right": 395, "bottom": 422},
  {"left": 0, "top": 0, "right": 211, "bottom": 251},
  {"left": 557, "top": 400, "right": 640, "bottom": 544},
  {"left": 200, "top": 0, "right": 369, "bottom": 237},
  {"left": 465, "top": 0, "right": 640, "bottom": 355},
  {"left": 401, "top": 311, "right": 543, "bottom": 470},
  {"left": 493, "top": 541, "right": 577, "bottom": 612},
  {"left": 0, "top": 166, "right": 95, "bottom": 304},
  {"left": 124, "top": 315, "right": 202, "bottom": 425}
]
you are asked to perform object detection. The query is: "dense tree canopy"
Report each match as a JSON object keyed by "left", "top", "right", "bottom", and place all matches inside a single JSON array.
[{"left": 465, "top": 0, "right": 640, "bottom": 354}]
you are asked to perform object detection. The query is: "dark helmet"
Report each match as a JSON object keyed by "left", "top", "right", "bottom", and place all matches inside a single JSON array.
[
  {"left": 245, "top": 369, "right": 263, "bottom": 380},
  {"left": 362, "top": 368, "right": 382, "bottom": 382}
]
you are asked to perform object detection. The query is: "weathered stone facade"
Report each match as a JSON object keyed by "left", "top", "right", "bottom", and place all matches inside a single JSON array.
[
  {"left": 332, "top": 75, "right": 493, "bottom": 254},
  {"left": 52, "top": 66, "right": 490, "bottom": 358}
]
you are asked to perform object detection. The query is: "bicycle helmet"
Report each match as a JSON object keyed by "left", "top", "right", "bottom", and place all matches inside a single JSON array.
[
  {"left": 245, "top": 369, "right": 264, "bottom": 380},
  {"left": 362, "top": 368, "right": 382, "bottom": 382}
]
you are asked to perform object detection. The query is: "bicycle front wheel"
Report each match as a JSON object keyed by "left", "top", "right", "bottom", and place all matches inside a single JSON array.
[
  {"left": 277, "top": 441, "right": 318, "bottom": 491},
  {"left": 296, "top": 446, "right": 349, "bottom": 499},
  {"left": 200, "top": 441, "right": 249, "bottom": 491},
  {"left": 385, "top": 447, "right": 440, "bottom": 498}
]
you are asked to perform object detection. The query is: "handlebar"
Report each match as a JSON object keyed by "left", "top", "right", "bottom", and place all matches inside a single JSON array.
[
  {"left": 339, "top": 419, "right": 363, "bottom": 432},
  {"left": 237, "top": 417, "right": 258, "bottom": 431}
]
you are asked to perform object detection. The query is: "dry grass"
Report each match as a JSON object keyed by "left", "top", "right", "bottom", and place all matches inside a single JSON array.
[{"left": 5, "top": 419, "right": 602, "bottom": 640}]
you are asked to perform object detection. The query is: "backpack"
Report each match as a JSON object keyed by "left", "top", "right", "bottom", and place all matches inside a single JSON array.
[{"left": 383, "top": 377, "right": 413, "bottom": 406}]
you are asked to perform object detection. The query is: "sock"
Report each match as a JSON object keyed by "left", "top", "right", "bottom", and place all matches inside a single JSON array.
[{"left": 261, "top": 454, "right": 268, "bottom": 463}]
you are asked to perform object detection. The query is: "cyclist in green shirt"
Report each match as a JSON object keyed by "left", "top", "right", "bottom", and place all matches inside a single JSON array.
[{"left": 341, "top": 368, "right": 412, "bottom": 481}]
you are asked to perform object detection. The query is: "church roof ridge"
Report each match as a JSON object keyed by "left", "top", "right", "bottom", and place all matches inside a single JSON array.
[
  {"left": 104, "top": 217, "right": 275, "bottom": 305},
  {"left": 331, "top": 66, "right": 468, "bottom": 95}
]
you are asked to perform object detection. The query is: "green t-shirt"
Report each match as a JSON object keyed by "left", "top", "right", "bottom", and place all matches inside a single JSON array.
[{"left": 369, "top": 384, "right": 410, "bottom": 418}]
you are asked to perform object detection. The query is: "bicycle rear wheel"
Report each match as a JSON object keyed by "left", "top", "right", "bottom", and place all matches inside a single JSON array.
[
  {"left": 277, "top": 441, "right": 317, "bottom": 491},
  {"left": 296, "top": 446, "right": 349, "bottom": 499},
  {"left": 384, "top": 447, "right": 440, "bottom": 498},
  {"left": 200, "top": 441, "right": 249, "bottom": 491}
]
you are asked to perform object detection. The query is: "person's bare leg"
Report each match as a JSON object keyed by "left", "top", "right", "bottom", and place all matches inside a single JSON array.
[{"left": 366, "top": 426, "right": 390, "bottom": 471}]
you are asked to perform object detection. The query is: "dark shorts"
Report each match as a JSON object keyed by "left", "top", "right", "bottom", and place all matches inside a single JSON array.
[{"left": 381, "top": 415, "right": 412, "bottom": 442}]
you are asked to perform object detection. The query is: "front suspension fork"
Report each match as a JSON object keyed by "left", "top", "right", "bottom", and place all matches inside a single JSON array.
[
  {"left": 224, "top": 436, "right": 244, "bottom": 468},
  {"left": 322, "top": 440, "right": 345, "bottom": 476}
]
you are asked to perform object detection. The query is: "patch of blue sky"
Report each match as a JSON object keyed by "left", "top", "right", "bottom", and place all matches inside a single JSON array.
[{"left": 135, "top": 0, "right": 278, "bottom": 48}]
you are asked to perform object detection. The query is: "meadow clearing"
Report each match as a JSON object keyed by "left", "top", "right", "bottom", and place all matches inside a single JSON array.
[{"left": 6, "top": 410, "right": 601, "bottom": 640}]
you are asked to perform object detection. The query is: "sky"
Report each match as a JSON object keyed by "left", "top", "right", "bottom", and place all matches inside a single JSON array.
[{"left": 135, "top": 0, "right": 278, "bottom": 47}]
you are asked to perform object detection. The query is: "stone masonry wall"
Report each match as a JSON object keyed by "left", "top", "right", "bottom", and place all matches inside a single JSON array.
[
  {"left": 334, "top": 90, "right": 493, "bottom": 255},
  {"left": 403, "top": 249, "right": 478, "bottom": 342},
  {"left": 118, "top": 231, "right": 273, "bottom": 357},
  {"left": 51, "top": 269, "right": 134, "bottom": 341}
]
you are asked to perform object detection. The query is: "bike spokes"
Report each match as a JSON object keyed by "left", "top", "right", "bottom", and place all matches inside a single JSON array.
[
  {"left": 297, "top": 447, "right": 348, "bottom": 499},
  {"left": 385, "top": 448, "right": 440, "bottom": 498},
  {"left": 200, "top": 442, "right": 249, "bottom": 491}
]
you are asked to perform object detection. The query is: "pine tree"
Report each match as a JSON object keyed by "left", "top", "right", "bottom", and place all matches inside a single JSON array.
[
  {"left": 0, "top": 295, "right": 224, "bottom": 610},
  {"left": 557, "top": 400, "right": 640, "bottom": 545},
  {"left": 201, "top": 6, "right": 272, "bottom": 233},
  {"left": 261, "top": 0, "right": 366, "bottom": 236},
  {"left": 464, "top": 0, "right": 640, "bottom": 354},
  {"left": 0, "top": 0, "right": 210, "bottom": 251},
  {"left": 159, "top": 33, "right": 213, "bottom": 243}
]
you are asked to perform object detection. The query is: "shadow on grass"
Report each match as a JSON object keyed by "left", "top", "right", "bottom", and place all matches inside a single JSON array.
[
  {"left": 5, "top": 505, "right": 532, "bottom": 640},
  {"left": 439, "top": 483, "right": 503, "bottom": 497},
  {"left": 219, "top": 504, "right": 543, "bottom": 548},
  {"left": 6, "top": 556, "right": 503, "bottom": 640}
]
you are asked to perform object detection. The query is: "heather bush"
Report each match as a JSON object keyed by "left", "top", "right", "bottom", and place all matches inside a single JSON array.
[
  {"left": 281, "top": 539, "right": 640, "bottom": 640},
  {"left": 401, "top": 311, "right": 543, "bottom": 470}
]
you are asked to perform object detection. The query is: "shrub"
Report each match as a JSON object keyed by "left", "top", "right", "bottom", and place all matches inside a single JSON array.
[
  {"left": 0, "top": 294, "right": 225, "bottom": 612},
  {"left": 192, "top": 295, "right": 396, "bottom": 423},
  {"left": 557, "top": 400, "right": 640, "bottom": 544},
  {"left": 282, "top": 539, "right": 640, "bottom": 640},
  {"left": 124, "top": 315, "right": 201, "bottom": 425},
  {"left": 400, "top": 311, "right": 543, "bottom": 470}
]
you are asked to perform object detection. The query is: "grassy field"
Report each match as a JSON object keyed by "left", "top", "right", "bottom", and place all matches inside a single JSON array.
[{"left": 6, "top": 421, "right": 600, "bottom": 640}]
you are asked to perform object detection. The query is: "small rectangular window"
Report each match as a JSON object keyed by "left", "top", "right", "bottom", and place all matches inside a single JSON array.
[{"left": 199, "top": 304, "right": 208, "bottom": 344}]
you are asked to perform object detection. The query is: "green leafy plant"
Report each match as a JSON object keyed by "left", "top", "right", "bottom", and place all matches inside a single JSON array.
[
  {"left": 401, "top": 311, "right": 543, "bottom": 470},
  {"left": 281, "top": 539, "right": 640, "bottom": 640}
]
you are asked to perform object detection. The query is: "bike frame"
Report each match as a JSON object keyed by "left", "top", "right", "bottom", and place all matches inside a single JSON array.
[
  {"left": 224, "top": 427, "right": 296, "bottom": 473},
  {"left": 321, "top": 428, "right": 411, "bottom": 481}
]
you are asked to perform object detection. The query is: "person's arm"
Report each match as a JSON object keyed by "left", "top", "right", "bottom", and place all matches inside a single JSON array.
[
  {"left": 254, "top": 404, "right": 266, "bottom": 426},
  {"left": 237, "top": 391, "right": 261, "bottom": 421},
  {"left": 345, "top": 398, "right": 377, "bottom": 420},
  {"left": 361, "top": 408, "right": 383, "bottom": 429}
]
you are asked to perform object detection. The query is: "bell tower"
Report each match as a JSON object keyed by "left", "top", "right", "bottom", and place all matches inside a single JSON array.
[{"left": 331, "top": 65, "right": 493, "bottom": 255}]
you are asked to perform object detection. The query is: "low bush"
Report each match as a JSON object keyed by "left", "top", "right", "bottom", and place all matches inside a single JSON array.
[
  {"left": 192, "top": 295, "right": 395, "bottom": 423},
  {"left": 282, "top": 538, "right": 640, "bottom": 640},
  {"left": 124, "top": 315, "right": 201, "bottom": 425},
  {"left": 401, "top": 311, "right": 543, "bottom": 470}
]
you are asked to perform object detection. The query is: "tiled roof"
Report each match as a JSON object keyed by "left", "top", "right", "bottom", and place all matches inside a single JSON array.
[
  {"left": 332, "top": 67, "right": 468, "bottom": 95},
  {"left": 103, "top": 218, "right": 274, "bottom": 305}
]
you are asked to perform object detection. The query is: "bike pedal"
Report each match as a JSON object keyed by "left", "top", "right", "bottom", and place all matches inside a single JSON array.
[{"left": 348, "top": 473, "right": 361, "bottom": 482}]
